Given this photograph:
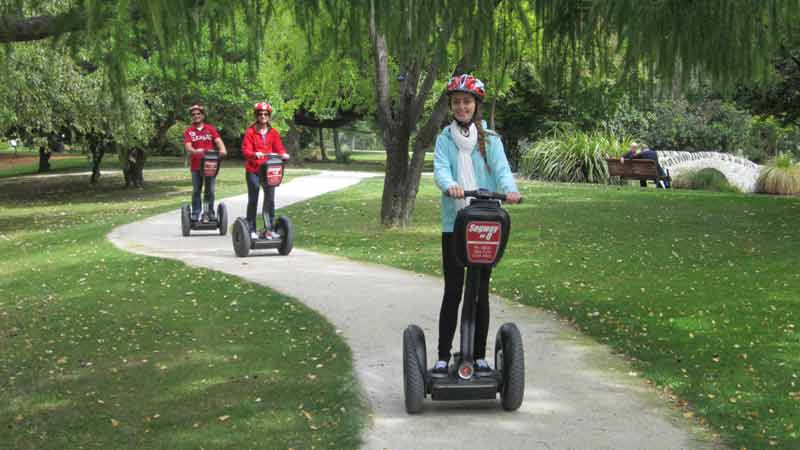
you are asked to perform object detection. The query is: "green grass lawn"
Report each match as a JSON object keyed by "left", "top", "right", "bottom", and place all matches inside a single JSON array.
[
  {"left": 293, "top": 150, "right": 432, "bottom": 173},
  {"left": 281, "top": 177, "right": 800, "bottom": 450},
  {"left": 0, "top": 168, "right": 364, "bottom": 450},
  {"left": 0, "top": 150, "right": 414, "bottom": 179},
  {"left": 0, "top": 152, "right": 188, "bottom": 179}
]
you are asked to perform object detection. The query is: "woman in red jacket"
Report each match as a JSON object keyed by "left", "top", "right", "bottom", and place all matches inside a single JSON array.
[{"left": 241, "top": 102, "right": 290, "bottom": 239}]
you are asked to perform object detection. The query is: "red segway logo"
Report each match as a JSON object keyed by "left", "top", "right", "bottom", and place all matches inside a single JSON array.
[
  {"left": 203, "top": 160, "right": 218, "bottom": 177},
  {"left": 267, "top": 165, "right": 283, "bottom": 186},
  {"left": 466, "top": 221, "right": 501, "bottom": 264}
]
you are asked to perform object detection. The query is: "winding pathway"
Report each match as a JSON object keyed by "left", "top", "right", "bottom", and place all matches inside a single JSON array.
[{"left": 108, "top": 171, "right": 723, "bottom": 450}]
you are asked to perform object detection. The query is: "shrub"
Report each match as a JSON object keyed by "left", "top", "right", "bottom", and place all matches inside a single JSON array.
[
  {"left": 519, "top": 126, "right": 630, "bottom": 183},
  {"left": 756, "top": 152, "right": 800, "bottom": 195},
  {"left": 671, "top": 168, "right": 740, "bottom": 193}
]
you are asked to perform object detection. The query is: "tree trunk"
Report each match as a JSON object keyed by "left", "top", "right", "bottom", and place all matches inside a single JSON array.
[
  {"left": 37, "top": 145, "right": 51, "bottom": 172},
  {"left": 283, "top": 123, "right": 302, "bottom": 155},
  {"left": 380, "top": 129, "right": 412, "bottom": 226},
  {"left": 150, "top": 114, "right": 177, "bottom": 154},
  {"left": 120, "top": 145, "right": 145, "bottom": 188},
  {"left": 318, "top": 128, "right": 328, "bottom": 160},
  {"left": 333, "top": 128, "right": 343, "bottom": 162},
  {"left": 369, "top": 0, "right": 464, "bottom": 227},
  {"left": 90, "top": 145, "right": 105, "bottom": 184}
]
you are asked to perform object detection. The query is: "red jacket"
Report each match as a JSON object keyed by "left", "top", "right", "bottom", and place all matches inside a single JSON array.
[{"left": 241, "top": 126, "right": 287, "bottom": 173}]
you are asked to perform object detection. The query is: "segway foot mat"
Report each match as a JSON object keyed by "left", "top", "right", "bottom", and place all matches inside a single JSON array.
[
  {"left": 191, "top": 221, "right": 221, "bottom": 230},
  {"left": 252, "top": 239, "right": 282, "bottom": 250},
  {"left": 431, "top": 376, "right": 498, "bottom": 401}
]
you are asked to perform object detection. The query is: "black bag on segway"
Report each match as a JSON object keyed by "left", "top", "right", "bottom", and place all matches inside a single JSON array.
[
  {"left": 202, "top": 152, "right": 220, "bottom": 177},
  {"left": 452, "top": 199, "right": 511, "bottom": 268},
  {"left": 259, "top": 154, "right": 284, "bottom": 188}
]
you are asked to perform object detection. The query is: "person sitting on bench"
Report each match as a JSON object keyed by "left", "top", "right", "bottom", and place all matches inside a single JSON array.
[{"left": 621, "top": 142, "right": 670, "bottom": 188}]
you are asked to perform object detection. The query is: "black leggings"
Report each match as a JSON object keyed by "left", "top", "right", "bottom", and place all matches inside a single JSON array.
[
  {"left": 245, "top": 171, "right": 275, "bottom": 231},
  {"left": 437, "top": 232, "right": 492, "bottom": 361}
]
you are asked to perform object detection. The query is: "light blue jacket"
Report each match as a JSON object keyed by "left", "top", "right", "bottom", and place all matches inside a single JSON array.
[{"left": 434, "top": 123, "right": 518, "bottom": 232}]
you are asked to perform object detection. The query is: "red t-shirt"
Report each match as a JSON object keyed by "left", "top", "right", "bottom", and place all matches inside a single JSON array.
[
  {"left": 241, "top": 126, "right": 287, "bottom": 174},
  {"left": 184, "top": 124, "right": 221, "bottom": 172}
]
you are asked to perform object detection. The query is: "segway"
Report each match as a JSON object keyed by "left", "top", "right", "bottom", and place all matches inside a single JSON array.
[
  {"left": 403, "top": 189, "right": 524, "bottom": 413},
  {"left": 231, "top": 153, "right": 294, "bottom": 257},
  {"left": 181, "top": 151, "right": 228, "bottom": 236}
]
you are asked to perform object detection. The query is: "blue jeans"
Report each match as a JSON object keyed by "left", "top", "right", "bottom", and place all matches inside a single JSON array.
[
  {"left": 191, "top": 170, "right": 216, "bottom": 218},
  {"left": 246, "top": 171, "right": 275, "bottom": 231}
]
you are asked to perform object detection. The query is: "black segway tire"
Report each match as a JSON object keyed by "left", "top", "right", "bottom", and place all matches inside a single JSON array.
[
  {"left": 495, "top": 322, "right": 525, "bottom": 411},
  {"left": 232, "top": 218, "right": 251, "bottom": 257},
  {"left": 403, "top": 324, "right": 427, "bottom": 414},
  {"left": 217, "top": 203, "right": 228, "bottom": 236},
  {"left": 181, "top": 204, "right": 191, "bottom": 236},
  {"left": 275, "top": 216, "right": 294, "bottom": 256}
]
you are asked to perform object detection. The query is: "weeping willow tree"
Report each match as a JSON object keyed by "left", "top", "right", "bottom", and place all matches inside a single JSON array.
[
  {"left": 3, "top": 0, "right": 800, "bottom": 224},
  {"left": 291, "top": 0, "right": 526, "bottom": 226}
]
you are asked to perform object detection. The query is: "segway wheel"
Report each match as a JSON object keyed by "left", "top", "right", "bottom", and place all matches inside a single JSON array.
[
  {"left": 402, "top": 324, "right": 427, "bottom": 414},
  {"left": 181, "top": 204, "right": 191, "bottom": 236},
  {"left": 275, "top": 216, "right": 294, "bottom": 256},
  {"left": 232, "top": 218, "right": 251, "bottom": 257},
  {"left": 217, "top": 203, "right": 228, "bottom": 236},
  {"left": 495, "top": 323, "right": 525, "bottom": 411}
]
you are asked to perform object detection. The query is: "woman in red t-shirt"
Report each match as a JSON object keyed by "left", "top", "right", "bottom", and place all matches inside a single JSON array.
[{"left": 241, "top": 102, "right": 290, "bottom": 239}]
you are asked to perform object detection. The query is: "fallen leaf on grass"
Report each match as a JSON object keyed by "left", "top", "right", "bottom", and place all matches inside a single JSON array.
[
  {"left": 218, "top": 415, "right": 230, "bottom": 422},
  {"left": 110, "top": 418, "right": 120, "bottom": 427}
]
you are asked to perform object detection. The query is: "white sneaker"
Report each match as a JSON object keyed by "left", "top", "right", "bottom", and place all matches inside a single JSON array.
[{"left": 250, "top": 232, "right": 259, "bottom": 240}]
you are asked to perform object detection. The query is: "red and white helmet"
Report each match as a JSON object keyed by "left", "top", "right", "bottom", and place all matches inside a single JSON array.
[
  {"left": 446, "top": 74, "right": 486, "bottom": 100},
  {"left": 254, "top": 102, "right": 273, "bottom": 115},
  {"left": 188, "top": 104, "right": 205, "bottom": 114}
]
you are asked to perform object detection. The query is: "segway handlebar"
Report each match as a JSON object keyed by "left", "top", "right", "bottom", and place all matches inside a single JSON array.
[
  {"left": 262, "top": 152, "right": 290, "bottom": 160},
  {"left": 450, "top": 188, "right": 523, "bottom": 204}
]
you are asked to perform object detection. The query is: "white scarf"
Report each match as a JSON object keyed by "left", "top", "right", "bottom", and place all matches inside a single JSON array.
[{"left": 450, "top": 121, "right": 478, "bottom": 210}]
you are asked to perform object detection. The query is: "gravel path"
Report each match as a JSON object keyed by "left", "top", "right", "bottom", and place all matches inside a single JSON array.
[{"left": 108, "top": 171, "right": 723, "bottom": 450}]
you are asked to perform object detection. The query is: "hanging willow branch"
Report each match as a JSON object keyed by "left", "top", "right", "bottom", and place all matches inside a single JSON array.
[{"left": 4, "top": 0, "right": 800, "bottom": 98}]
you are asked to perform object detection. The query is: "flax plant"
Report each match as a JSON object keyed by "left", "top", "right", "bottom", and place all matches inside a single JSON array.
[
  {"left": 757, "top": 152, "right": 800, "bottom": 195},
  {"left": 519, "top": 126, "right": 630, "bottom": 183}
]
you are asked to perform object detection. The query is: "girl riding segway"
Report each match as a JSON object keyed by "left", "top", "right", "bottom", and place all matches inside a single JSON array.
[
  {"left": 241, "top": 101, "right": 290, "bottom": 240},
  {"left": 432, "top": 74, "right": 521, "bottom": 376}
]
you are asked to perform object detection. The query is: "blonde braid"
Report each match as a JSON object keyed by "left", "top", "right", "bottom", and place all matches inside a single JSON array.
[{"left": 473, "top": 107, "right": 490, "bottom": 173}]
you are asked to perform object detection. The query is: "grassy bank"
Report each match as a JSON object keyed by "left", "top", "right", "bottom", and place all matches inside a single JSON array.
[
  {"left": 281, "top": 177, "right": 800, "bottom": 450},
  {"left": 0, "top": 168, "right": 364, "bottom": 450}
]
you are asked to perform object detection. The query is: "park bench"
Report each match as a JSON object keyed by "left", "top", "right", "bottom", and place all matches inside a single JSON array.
[{"left": 605, "top": 158, "right": 671, "bottom": 187}]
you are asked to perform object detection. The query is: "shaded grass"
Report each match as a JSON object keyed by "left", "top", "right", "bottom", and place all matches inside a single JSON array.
[
  {"left": 282, "top": 177, "right": 800, "bottom": 450},
  {"left": 0, "top": 168, "right": 364, "bottom": 450}
]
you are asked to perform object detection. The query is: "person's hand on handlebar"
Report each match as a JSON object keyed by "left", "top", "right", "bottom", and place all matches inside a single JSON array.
[
  {"left": 255, "top": 151, "right": 265, "bottom": 159},
  {"left": 505, "top": 192, "right": 522, "bottom": 204},
  {"left": 447, "top": 185, "right": 464, "bottom": 198},
  {"left": 281, "top": 153, "right": 290, "bottom": 161}
]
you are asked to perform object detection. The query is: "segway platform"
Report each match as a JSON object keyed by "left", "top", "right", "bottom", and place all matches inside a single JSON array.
[{"left": 430, "top": 373, "right": 499, "bottom": 401}]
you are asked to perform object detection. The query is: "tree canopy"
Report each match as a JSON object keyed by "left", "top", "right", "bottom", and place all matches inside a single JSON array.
[{"left": 4, "top": 0, "right": 800, "bottom": 222}]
